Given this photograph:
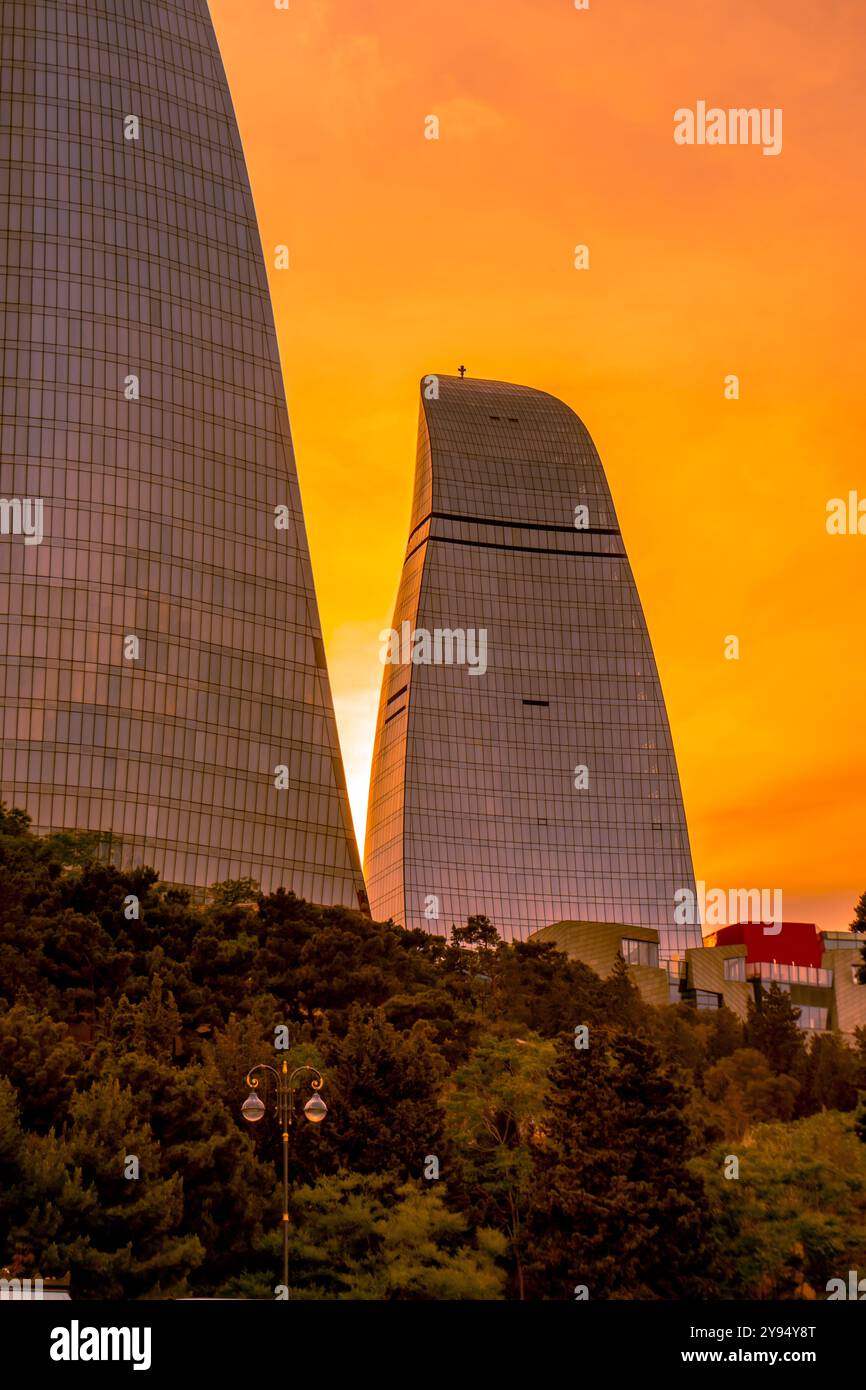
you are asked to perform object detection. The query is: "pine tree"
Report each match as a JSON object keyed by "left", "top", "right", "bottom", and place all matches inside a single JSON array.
[
  {"left": 851, "top": 891, "right": 866, "bottom": 984},
  {"left": 55, "top": 1075, "right": 203, "bottom": 1297},
  {"left": 745, "top": 984, "right": 806, "bottom": 1077},
  {"left": 92, "top": 1047, "right": 274, "bottom": 1288},
  {"left": 218, "top": 1173, "right": 507, "bottom": 1300},
  {"left": 602, "top": 950, "right": 645, "bottom": 1027},
  {"left": 0, "top": 1002, "right": 84, "bottom": 1132},
  {"left": 99, "top": 974, "right": 182, "bottom": 1061},
  {"left": 799, "top": 1032, "right": 860, "bottom": 1115},
  {"left": 310, "top": 1008, "right": 445, "bottom": 1182},
  {"left": 524, "top": 1026, "right": 713, "bottom": 1299},
  {"left": 0, "top": 1077, "right": 28, "bottom": 1246}
]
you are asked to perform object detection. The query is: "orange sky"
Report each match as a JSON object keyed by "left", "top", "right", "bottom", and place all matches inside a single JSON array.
[{"left": 209, "top": 0, "right": 865, "bottom": 931}]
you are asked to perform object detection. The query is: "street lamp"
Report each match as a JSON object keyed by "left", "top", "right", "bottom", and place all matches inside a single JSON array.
[{"left": 241, "top": 1058, "right": 327, "bottom": 1292}]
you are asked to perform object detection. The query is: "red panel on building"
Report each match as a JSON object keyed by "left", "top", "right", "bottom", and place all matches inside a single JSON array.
[{"left": 708, "top": 922, "right": 823, "bottom": 968}]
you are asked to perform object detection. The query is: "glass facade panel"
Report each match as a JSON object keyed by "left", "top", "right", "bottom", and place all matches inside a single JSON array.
[
  {"left": 796, "top": 1005, "right": 828, "bottom": 1031},
  {"left": 623, "top": 937, "right": 660, "bottom": 969},
  {"left": 692, "top": 990, "right": 723, "bottom": 1011},
  {"left": 365, "top": 376, "right": 699, "bottom": 962},
  {"left": 748, "top": 962, "right": 833, "bottom": 988},
  {"left": 0, "top": 0, "right": 365, "bottom": 906}
]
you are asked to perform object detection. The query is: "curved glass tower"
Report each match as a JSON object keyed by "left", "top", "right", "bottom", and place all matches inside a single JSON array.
[
  {"left": 0, "top": 0, "right": 366, "bottom": 906},
  {"left": 365, "top": 375, "right": 698, "bottom": 964}
]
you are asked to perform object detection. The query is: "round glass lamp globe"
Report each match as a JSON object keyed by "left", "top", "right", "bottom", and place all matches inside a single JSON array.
[
  {"left": 303, "top": 1093, "right": 327, "bottom": 1124},
  {"left": 241, "top": 1092, "right": 266, "bottom": 1123}
]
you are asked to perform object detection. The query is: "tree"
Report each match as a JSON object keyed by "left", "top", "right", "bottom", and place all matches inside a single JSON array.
[
  {"left": 311, "top": 1009, "right": 445, "bottom": 1182},
  {"left": 99, "top": 974, "right": 181, "bottom": 1061},
  {"left": 382, "top": 986, "right": 476, "bottom": 1067},
  {"left": 851, "top": 891, "right": 866, "bottom": 983},
  {"left": 0, "top": 803, "right": 32, "bottom": 837},
  {"left": 645, "top": 1002, "right": 744, "bottom": 1093},
  {"left": 486, "top": 937, "right": 610, "bottom": 1037},
  {"left": 524, "top": 1027, "right": 713, "bottom": 1299},
  {"left": 0, "top": 1002, "right": 84, "bottom": 1132},
  {"left": 799, "top": 1032, "right": 861, "bottom": 1115},
  {"left": 697, "top": 1110, "right": 866, "bottom": 1298},
  {"left": 1, "top": 1074, "right": 203, "bottom": 1297},
  {"left": 746, "top": 984, "right": 807, "bottom": 1077},
  {"left": 209, "top": 878, "right": 259, "bottom": 907},
  {"left": 601, "top": 951, "right": 644, "bottom": 1028},
  {"left": 451, "top": 914, "right": 500, "bottom": 954},
  {"left": 220, "top": 1173, "right": 507, "bottom": 1300},
  {"left": 0, "top": 1078, "right": 30, "bottom": 1254},
  {"left": 443, "top": 1029, "right": 554, "bottom": 1298},
  {"left": 252, "top": 894, "right": 439, "bottom": 1033},
  {"left": 703, "top": 1048, "right": 799, "bottom": 1139},
  {"left": 93, "top": 1048, "right": 273, "bottom": 1288}
]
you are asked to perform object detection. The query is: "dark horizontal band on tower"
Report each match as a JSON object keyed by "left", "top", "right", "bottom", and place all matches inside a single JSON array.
[
  {"left": 405, "top": 532, "right": 629, "bottom": 565},
  {"left": 407, "top": 510, "right": 620, "bottom": 545}
]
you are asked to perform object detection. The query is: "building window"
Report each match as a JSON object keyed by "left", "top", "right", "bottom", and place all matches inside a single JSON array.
[
  {"left": 796, "top": 1005, "right": 828, "bottom": 1031},
  {"left": 692, "top": 990, "right": 722, "bottom": 1011},
  {"left": 746, "top": 962, "right": 833, "bottom": 988},
  {"left": 724, "top": 956, "right": 746, "bottom": 982},
  {"left": 622, "top": 938, "right": 659, "bottom": 969}
]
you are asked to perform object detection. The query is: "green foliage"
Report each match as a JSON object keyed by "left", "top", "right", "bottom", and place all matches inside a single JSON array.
[
  {"left": 703, "top": 1048, "right": 800, "bottom": 1139},
  {"left": 311, "top": 1008, "right": 445, "bottom": 1181},
  {"left": 523, "top": 1027, "right": 714, "bottom": 1299},
  {"left": 1, "top": 1073, "right": 204, "bottom": 1297},
  {"left": 223, "top": 1173, "right": 507, "bottom": 1300},
  {"left": 1, "top": 808, "right": 864, "bottom": 1299},
  {"left": 696, "top": 1110, "right": 866, "bottom": 1298},
  {"left": 209, "top": 878, "right": 260, "bottom": 907},
  {"left": 443, "top": 1029, "right": 554, "bottom": 1298},
  {"left": 799, "top": 1031, "right": 862, "bottom": 1115},
  {"left": 746, "top": 983, "right": 807, "bottom": 1077},
  {"left": 451, "top": 913, "right": 500, "bottom": 953}
]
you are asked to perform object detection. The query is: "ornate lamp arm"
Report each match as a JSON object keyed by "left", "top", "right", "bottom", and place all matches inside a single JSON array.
[
  {"left": 285, "top": 1064, "right": 323, "bottom": 1124},
  {"left": 245, "top": 1063, "right": 279, "bottom": 1089}
]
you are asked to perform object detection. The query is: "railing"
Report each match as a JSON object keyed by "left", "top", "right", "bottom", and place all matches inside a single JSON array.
[{"left": 746, "top": 961, "right": 833, "bottom": 988}]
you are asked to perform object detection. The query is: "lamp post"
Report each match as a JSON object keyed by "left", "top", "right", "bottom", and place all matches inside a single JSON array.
[{"left": 241, "top": 1058, "right": 327, "bottom": 1292}]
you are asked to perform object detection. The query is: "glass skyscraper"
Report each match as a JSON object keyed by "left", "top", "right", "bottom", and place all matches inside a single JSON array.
[
  {"left": 0, "top": 0, "right": 366, "bottom": 907},
  {"left": 365, "top": 374, "right": 699, "bottom": 965}
]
